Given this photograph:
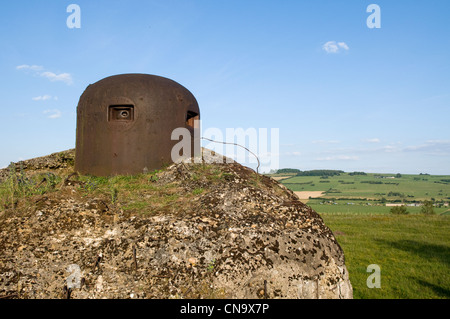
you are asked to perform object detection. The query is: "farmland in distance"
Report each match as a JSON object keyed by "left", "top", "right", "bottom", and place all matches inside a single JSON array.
[{"left": 267, "top": 170, "right": 450, "bottom": 298}]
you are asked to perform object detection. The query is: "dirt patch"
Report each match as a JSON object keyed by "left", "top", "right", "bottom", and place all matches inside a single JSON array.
[
  {"left": 271, "top": 176, "right": 293, "bottom": 181},
  {"left": 294, "top": 191, "right": 325, "bottom": 199}
]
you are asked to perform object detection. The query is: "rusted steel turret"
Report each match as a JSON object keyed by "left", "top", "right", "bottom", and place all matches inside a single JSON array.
[{"left": 75, "top": 74, "right": 200, "bottom": 176}]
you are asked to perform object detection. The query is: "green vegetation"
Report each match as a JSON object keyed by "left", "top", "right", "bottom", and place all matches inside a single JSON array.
[
  {"left": 321, "top": 214, "right": 449, "bottom": 299},
  {"left": 420, "top": 200, "right": 435, "bottom": 215},
  {"left": 276, "top": 168, "right": 301, "bottom": 174},
  {"left": 267, "top": 169, "right": 450, "bottom": 299},
  {"left": 110, "top": 186, "right": 118, "bottom": 204},
  {"left": 76, "top": 172, "right": 185, "bottom": 215},
  {"left": 0, "top": 163, "right": 62, "bottom": 208},
  {"left": 34, "top": 163, "right": 246, "bottom": 217},
  {"left": 390, "top": 205, "right": 409, "bottom": 215},
  {"left": 207, "top": 259, "right": 216, "bottom": 273},
  {"left": 192, "top": 187, "right": 204, "bottom": 195},
  {"left": 296, "top": 169, "right": 344, "bottom": 177},
  {"left": 0, "top": 165, "right": 197, "bottom": 217},
  {"left": 279, "top": 172, "right": 450, "bottom": 204},
  {"left": 349, "top": 172, "right": 367, "bottom": 176}
]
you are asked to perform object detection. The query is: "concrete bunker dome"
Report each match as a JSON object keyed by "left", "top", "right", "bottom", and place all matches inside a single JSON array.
[{"left": 75, "top": 73, "right": 200, "bottom": 176}]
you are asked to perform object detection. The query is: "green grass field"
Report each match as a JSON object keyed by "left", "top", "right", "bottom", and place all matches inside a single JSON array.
[
  {"left": 320, "top": 213, "right": 449, "bottom": 299},
  {"left": 307, "top": 201, "right": 450, "bottom": 215},
  {"left": 267, "top": 171, "right": 450, "bottom": 299},
  {"left": 278, "top": 172, "right": 450, "bottom": 202}
]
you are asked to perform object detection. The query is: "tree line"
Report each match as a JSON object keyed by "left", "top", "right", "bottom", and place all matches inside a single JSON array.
[{"left": 276, "top": 169, "right": 345, "bottom": 176}]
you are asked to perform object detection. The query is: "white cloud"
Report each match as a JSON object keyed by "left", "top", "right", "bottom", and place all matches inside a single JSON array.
[
  {"left": 403, "top": 140, "right": 450, "bottom": 154},
  {"left": 370, "top": 140, "right": 450, "bottom": 155},
  {"left": 382, "top": 145, "right": 398, "bottom": 153},
  {"left": 285, "top": 151, "right": 301, "bottom": 156},
  {"left": 40, "top": 71, "right": 73, "bottom": 85},
  {"left": 322, "top": 41, "right": 350, "bottom": 54},
  {"left": 43, "top": 109, "right": 62, "bottom": 119},
  {"left": 427, "top": 139, "right": 450, "bottom": 144},
  {"left": 312, "top": 140, "right": 341, "bottom": 144},
  {"left": 323, "top": 41, "right": 339, "bottom": 53},
  {"left": 32, "top": 95, "right": 53, "bottom": 101},
  {"left": 16, "top": 64, "right": 73, "bottom": 85},
  {"left": 337, "top": 42, "right": 349, "bottom": 50},
  {"left": 316, "top": 155, "right": 359, "bottom": 161},
  {"left": 16, "top": 64, "right": 44, "bottom": 71},
  {"left": 363, "top": 138, "right": 381, "bottom": 143},
  {"left": 314, "top": 140, "right": 450, "bottom": 158}
]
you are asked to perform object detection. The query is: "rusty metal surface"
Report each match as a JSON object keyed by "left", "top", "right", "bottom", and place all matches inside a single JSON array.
[{"left": 75, "top": 74, "right": 200, "bottom": 176}]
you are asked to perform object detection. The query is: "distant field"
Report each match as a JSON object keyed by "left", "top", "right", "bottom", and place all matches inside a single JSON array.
[
  {"left": 321, "top": 213, "right": 450, "bottom": 299},
  {"left": 276, "top": 173, "right": 450, "bottom": 203},
  {"left": 308, "top": 202, "right": 449, "bottom": 215},
  {"left": 267, "top": 171, "right": 450, "bottom": 299}
]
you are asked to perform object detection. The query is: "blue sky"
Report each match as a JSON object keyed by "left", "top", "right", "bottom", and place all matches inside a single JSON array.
[{"left": 1, "top": 0, "right": 449, "bottom": 174}]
